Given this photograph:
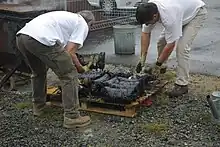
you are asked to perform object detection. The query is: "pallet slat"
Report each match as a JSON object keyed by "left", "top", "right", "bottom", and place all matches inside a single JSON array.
[{"left": 80, "top": 102, "right": 137, "bottom": 117}]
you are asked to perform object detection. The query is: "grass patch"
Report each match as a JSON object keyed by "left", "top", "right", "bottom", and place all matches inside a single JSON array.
[
  {"left": 155, "top": 92, "right": 169, "bottom": 106},
  {"left": 38, "top": 107, "right": 63, "bottom": 121},
  {"left": 162, "top": 70, "right": 176, "bottom": 81},
  {"left": 199, "top": 113, "right": 212, "bottom": 122},
  {"left": 14, "top": 101, "right": 32, "bottom": 109},
  {"left": 141, "top": 122, "right": 169, "bottom": 134},
  {"left": 192, "top": 113, "right": 212, "bottom": 124},
  {"left": 190, "top": 74, "right": 220, "bottom": 95},
  {"left": 13, "top": 101, "right": 63, "bottom": 121}
]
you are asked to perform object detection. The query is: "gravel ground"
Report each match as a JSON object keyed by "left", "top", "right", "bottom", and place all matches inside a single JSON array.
[{"left": 1, "top": 64, "right": 220, "bottom": 147}]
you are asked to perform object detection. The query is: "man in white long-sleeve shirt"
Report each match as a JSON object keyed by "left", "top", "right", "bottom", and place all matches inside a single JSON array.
[{"left": 135, "top": 0, "right": 207, "bottom": 97}]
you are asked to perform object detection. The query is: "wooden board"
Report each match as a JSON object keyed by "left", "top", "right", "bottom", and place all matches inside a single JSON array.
[{"left": 80, "top": 101, "right": 138, "bottom": 117}]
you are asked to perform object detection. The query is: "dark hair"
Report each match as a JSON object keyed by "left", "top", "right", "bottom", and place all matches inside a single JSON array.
[{"left": 136, "top": 2, "right": 158, "bottom": 24}]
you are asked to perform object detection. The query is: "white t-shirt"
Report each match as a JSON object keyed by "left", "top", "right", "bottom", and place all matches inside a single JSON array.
[
  {"left": 17, "top": 11, "right": 89, "bottom": 49},
  {"left": 142, "top": 0, "right": 205, "bottom": 43}
]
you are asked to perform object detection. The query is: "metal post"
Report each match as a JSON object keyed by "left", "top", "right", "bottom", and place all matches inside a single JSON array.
[
  {"left": 64, "top": 0, "right": 67, "bottom": 11},
  {"left": 0, "top": 58, "right": 21, "bottom": 90}
]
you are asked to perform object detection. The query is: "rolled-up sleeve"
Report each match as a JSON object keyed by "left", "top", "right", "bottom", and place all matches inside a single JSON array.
[
  {"left": 142, "top": 24, "right": 156, "bottom": 33},
  {"left": 163, "top": 8, "right": 183, "bottom": 44},
  {"left": 69, "top": 22, "right": 89, "bottom": 49},
  {"left": 164, "top": 24, "right": 181, "bottom": 44},
  {"left": 164, "top": 16, "right": 182, "bottom": 44}
]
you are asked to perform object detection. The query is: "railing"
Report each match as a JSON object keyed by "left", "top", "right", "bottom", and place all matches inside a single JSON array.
[
  {"left": 66, "top": 0, "right": 141, "bottom": 31},
  {"left": 0, "top": 0, "right": 143, "bottom": 31}
]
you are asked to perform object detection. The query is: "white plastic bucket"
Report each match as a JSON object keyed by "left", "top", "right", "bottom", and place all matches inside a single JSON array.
[{"left": 113, "top": 25, "right": 137, "bottom": 55}]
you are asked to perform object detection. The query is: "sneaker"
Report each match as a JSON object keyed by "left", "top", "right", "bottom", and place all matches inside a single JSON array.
[
  {"left": 168, "top": 84, "right": 188, "bottom": 97},
  {"left": 33, "top": 103, "right": 46, "bottom": 116},
  {"left": 63, "top": 115, "right": 91, "bottom": 128}
]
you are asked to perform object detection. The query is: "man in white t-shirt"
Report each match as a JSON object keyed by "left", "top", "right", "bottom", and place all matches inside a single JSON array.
[
  {"left": 135, "top": 0, "right": 207, "bottom": 97},
  {"left": 16, "top": 10, "right": 95, "bottom": 128}
]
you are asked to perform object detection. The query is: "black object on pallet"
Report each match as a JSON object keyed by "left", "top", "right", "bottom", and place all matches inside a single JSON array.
[{"left": 78, "top": 70, "right": 157, "bottom": 104}]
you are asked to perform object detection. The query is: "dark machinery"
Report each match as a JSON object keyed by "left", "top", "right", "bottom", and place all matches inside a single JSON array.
[{"left": 0, "top": 4, "right": 56, "bottom": 90}]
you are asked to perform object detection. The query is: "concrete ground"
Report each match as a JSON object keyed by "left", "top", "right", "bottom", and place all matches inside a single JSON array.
[{"left": 78, "top": 0, "right": 220, "bottom": 76}]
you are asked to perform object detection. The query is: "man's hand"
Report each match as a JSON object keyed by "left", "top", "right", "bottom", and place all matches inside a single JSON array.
[
  {"left": 77, "top": 56, "right": 94, "bottom": 73},
  {"left": 147, "top": 42, "right": 175, "bottom": 76},
  {"left": 136, "top": 55, "right": 147, "bottom": 73},
  {"left": 136, "top": 62, "right": 143, "bottom": 73},
  {"left": 136, "top": 32, "right": 151, "bottom": 73},
  {"left": 151, "top": 64, "right": 161, "bottom": 76},
  {"left": 77, "top": 65, "right": 91, "bottom": 73},
  {"left": 82, "top": 65, "right": 90, "bottom": 72},
  {"left": 65, "top": 41, "right": 84, "bottom": 70},
  {"left": 148, "top": 61, "right": 163, "bottom": 76}
]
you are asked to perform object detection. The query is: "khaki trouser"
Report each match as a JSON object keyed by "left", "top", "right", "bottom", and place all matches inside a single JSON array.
[
  {"left": 157, "top": 7, "right": 208, "bottom": 85},
  {"left": 16, "top": 34, "right": 80, "bottom": 118}
]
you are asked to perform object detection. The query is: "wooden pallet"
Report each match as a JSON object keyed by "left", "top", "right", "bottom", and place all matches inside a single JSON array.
[
  {"left": 79, "top": 99, "right": 138, "bottom": 117},
  {"left": 78, "top": 80, "right": 168, "bottom": 117},
  {"left": 46, "top": 80, "right": 168, "bottom": 117}
]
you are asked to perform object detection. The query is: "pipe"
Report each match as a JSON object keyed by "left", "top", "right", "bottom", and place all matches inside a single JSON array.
[
  {"left": 206, "top": 95, "right": 219, "bottom": 120},
  {"left": 64, "top": 0, "right": 67, "bottom": 11}
]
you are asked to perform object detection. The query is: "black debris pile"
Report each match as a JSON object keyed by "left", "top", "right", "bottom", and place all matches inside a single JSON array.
[
  {"left": 78, "top": 70, "right": 106, "bottom": 97},
  {"left": 78, "top": 70, "right": 156, "bottom": 104}
]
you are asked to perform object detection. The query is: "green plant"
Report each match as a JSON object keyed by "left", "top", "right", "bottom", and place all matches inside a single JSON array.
[
  {"left": 141, "top": 122, "right": 169, "bottom": 134},
  {"left": 14, "top": 101, "right": 32, "bottom": 109}
]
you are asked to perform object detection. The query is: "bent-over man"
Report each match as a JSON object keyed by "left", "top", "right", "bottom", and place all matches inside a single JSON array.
[
  {"left": 16, "top": 10, "right": 95, "bottom": 128},
  {"left": 135, "top": 0, "right": 207, "bottom": 97}
]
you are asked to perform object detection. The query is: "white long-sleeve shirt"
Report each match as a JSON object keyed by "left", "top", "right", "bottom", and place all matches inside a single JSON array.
[{"left": 142, "top": 0, "right": 205, "bottom": 43}]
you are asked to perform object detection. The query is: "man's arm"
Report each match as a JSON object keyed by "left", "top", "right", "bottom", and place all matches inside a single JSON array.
[
  {"left": 141, "top": 32, "right": 151, "bottom": 57},
  {"left": 65, "top": 41, "right": 84, "bottom": 72},
  {"left": 139, "top": 23, "right": 155, "bottom": 66},
  {"left": 157, "top": 11, "right": 181, "bottom": 64},
  {"left": 157, "top": 41, "right": 175, "bottom": 64},
  {"left": 136, "top": 32, "right": 151, "bottom": 73}
]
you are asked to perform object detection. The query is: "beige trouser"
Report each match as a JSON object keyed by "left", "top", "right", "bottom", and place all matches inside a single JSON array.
[
  {"left": 16, "top": 34, "right": 80, "bottom": 118},
  {"left": 157, "top": 7, "right": 208, "bottom": 85}
]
